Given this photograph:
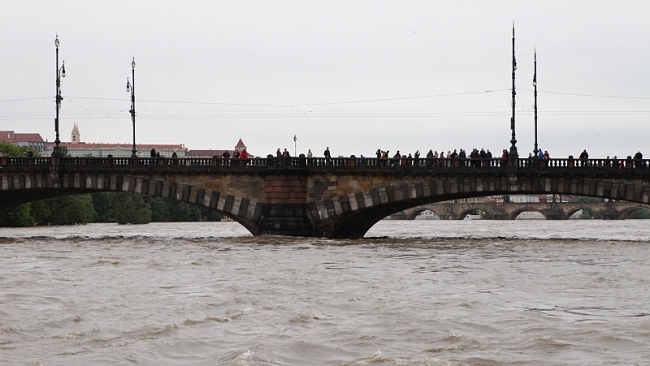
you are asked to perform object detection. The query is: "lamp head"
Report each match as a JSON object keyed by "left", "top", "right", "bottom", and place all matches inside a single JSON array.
[
  {"left": 126, "top": 77, "right": 131, "bottom": 93},
  {"left": 55, "top": 36, "right": 59, "bottom": 48},
  {"left": 131, "top": 58, "right": 136, "bottom": 69},
  {"left": 61, "top": 61, "right": 66, "bottom": 78}
]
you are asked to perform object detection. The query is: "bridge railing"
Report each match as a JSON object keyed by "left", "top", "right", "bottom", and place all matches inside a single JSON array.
[
  {"left": 1, "top": 156, "right": 649, "bottom": 171},
  {"left": 0, "top": 157, "right": 52, "bottom": 166}
]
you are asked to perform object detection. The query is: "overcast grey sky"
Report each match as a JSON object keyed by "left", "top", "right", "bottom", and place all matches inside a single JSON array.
[{"left": 2, "top": 1, "right": 649, "bottom": 158}]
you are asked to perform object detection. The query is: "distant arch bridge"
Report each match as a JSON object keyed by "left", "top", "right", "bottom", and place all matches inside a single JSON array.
[{"left": 392, "top": 201, "right": 650, "bottom": 220}]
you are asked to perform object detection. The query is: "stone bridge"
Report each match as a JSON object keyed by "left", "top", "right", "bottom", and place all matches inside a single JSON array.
[
  {"left": 393, "top": 201, "right": 650, "bottom": 220},
  {"left": 1, "top": 155, "right": 650, "bottom": 238}
]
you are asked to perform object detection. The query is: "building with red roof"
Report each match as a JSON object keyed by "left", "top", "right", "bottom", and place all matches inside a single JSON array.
[
  {"left": 42, "top": 124, "right": 185, "bottom": 158},
  {"left": 0, "top": 130, "right": 46, "bottom": 153}
]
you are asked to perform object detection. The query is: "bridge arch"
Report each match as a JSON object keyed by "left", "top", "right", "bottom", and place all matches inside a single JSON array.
[
  {"left": 454, "top": 207, "right": 493, "bottom": 220},
  {"left": 562, "top": 206, "right": 600, "bottom": 220},
  {"left": 617, "top": 205, "right": 650, "bottom": 220},
  {"left": 405, "top": 207, "right": 444, "bottom": 220},
  {"left": 0, "top": 171, "right": 263, "bottom": 235},
  {"left": 308, "top": 174, "right": 650, "bottom": 238},
  {"left": 508, "top": 207, "right": 547, "bottom": 220}
]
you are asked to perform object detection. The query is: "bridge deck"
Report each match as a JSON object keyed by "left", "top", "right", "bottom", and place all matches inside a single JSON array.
[{"left": 1, "top": 156, "right": 648, "bottom": 174}]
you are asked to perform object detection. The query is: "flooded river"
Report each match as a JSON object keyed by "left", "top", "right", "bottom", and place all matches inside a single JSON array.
[{"left": 1, "top": 220, "right": 649, "bottom": 365}]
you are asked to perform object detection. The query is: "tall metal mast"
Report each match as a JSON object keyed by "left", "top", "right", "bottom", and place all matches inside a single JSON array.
[
  {"left": 533, "top": 49, "right": 538, "bottom": 155},
  {"left": 509, "top": 24, "right": 518, "bottom": 156}
]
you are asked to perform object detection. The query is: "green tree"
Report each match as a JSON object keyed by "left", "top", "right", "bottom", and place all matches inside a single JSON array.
[
  {"left": 144, "top": 196, "right": 171, "bottom": 222},
  {"left": 0, "top": 142, "right": 26, "bottom": 157},
  {"left": 627, "top": 208, "right": 650, "bottom": 219},
  {"left": 110, "top": 193, "right": 152, "bottom": 224},
  {"left": 29, "top": 200, "right": 52, "bottom": 225},
  {"left": 91, "top": 192, "right": 114, "bottom": 222},
  {"left": 0, "top": 204, "right": 35, "bottom": 227},
  {"left": 200, "top": 207, "right": 223, "bottom": 221},
  {"left": 48, "top": 195, "right": 96, "bottom": 225},
  {"left": 170, "top": 202, "right": 201, "bottom": 221}
]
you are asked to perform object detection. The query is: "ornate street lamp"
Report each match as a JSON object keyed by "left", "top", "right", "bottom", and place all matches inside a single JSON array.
[
  {"left": 509, "top": 24, "right": 518, "bottom": 157},
  {"left": 126, "top": 58, "right": 137, "bottom": 157},
  {"left": 53, "top": 35, "right": 66, "bottom": 157},
  {"left": 293, "top": 134, "right": 297, "bottom": 156},
  {"left": 533, "top": 49, "right": 539, "bottom": 155}
]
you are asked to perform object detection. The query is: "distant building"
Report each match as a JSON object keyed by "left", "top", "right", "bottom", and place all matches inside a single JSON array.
[
  {"left": 71, "top": 123, "right": 81, "bottom": 144},
  {"left": 0, "top": 130, "right": 46, "bottom": 153},
  {"left": 39, "top": 125, "right": 252, "bottom": 159},
  {"left": 186, "top": 138, "right": 253, "bottom": 158},
  {"left": 42, "top": 125, "right": 185, "bottom": 158},
  {"left": 234, "top": 138, "right": 246, "bottom": 153}
]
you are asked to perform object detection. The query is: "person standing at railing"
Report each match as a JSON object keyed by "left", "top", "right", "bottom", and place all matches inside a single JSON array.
[
  {"left": 323, "top": 147, "right": 331, "bottom": 164},
  {"left": 579, "top": 149, "right": 589, "bottom": 167},
  {"left": 633, "top": 151, "right": 643, "bottom": 168},
  {"left": 425, "top": 150, "right": 434, "bottom": 167},
  {"left": 479, "top": 148, "right": 487, "bottom": 167},
  {"left": 221, "top": 150, "right": 230, "bottom": 167},
  {"left": 542, "top": 150, "right": 550, "bottom": 167},
  {"left": 393, "top": 150, "right": 401, "bottom": 167},
  {"left": 381, "top": 150, "right": 389, "bottom": 166},
  {"left": 150, "top": 148, "right": 156, "bottom": 165},
  {"left": 469, "top": 148, "right": 478, "bottom": 167},
  {"left": 231, "top": 150, "right": 240, "bottom": 166},
  {"left": 501, "top": 149, "right": 508, "bottom": 167},
  {"left": 283, "top": 148, "right": 291, "bottom": 166},
  {"left": 240, "top": 148, "right": 249, "bottom": 165}
]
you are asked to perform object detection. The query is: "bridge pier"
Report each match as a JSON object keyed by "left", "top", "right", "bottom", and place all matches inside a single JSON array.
[
  {"left": 258, "top": 204, "right": 313, "bottom": 236},
  {"left": 602, "top": 211, "right": 620, "bottom": 220},
  {"left": 258, "top": 174, "right": 313, "bottom": 236},
  {"left": 545, "top": 211, "right": 564, "bottom": 220}
]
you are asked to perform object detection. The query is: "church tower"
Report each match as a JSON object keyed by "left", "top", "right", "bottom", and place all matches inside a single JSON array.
[{"left": 71, "top": 123, "right": 80, "bottom": 144}]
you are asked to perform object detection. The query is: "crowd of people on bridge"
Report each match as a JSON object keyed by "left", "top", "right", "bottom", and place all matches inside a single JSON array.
[
  {"left": 370, "top": 147, "right": 503, "bottom": 167},
  {"left": 180, "top": 144, "right": 648, "bottom": 170}
]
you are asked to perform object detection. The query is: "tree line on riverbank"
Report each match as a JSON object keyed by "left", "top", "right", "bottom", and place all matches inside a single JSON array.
[{"left": 0, "top": 192, "right": 223, "bottom": 227}]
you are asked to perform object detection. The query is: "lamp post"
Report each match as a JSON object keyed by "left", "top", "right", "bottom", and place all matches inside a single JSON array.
[
  {"left": 509, "top": 24, "right": 518, "bottom": 157},
  {"left": 126, "top": 58, "right": 137, "bottom": 158},
  {"left": 293, "top": 135, "right": 297, "bottom": 156},
  {"left": 53, "top": 35, "right": 66, "bottom": 157},
  {"left": 533, "top": 49, "right": 539, "bottom": 155}
]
